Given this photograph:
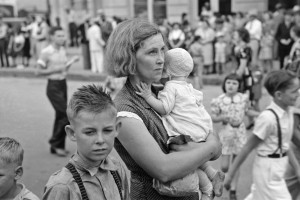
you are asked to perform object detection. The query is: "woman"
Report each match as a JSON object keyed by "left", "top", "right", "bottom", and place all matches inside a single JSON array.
[
  {"left": 104, "top": 18, "right": 222, "bottom": 200},
  {"left": 168, "top": 22, "right": 185, "bottom": 49},
  {"left": 194, "top": 20, "right": 215, "bottom": 74}
]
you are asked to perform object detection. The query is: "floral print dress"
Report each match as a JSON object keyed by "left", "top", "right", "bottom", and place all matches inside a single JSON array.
[{"left": 211, "top": 92, "right": 250, "bottom": 155}]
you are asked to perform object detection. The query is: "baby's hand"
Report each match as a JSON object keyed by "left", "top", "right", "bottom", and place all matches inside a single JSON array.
[{"left": 136, "top": 82, "right": 152, "bottom": 100}]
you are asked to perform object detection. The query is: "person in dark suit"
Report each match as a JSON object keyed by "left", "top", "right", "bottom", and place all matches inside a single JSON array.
[{"left": 275, "top": 10, "right": 294, "bottom": 69}]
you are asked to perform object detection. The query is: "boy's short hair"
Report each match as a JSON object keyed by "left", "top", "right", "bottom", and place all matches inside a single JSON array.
[
  {"left": 264, "top": 70, "right": 297, "bottom": 96},
  {"left": 0, "top": 137, "right": 24, "bottom": 166},
  {"left": 49, "top": 26, "right": 63, "bottom": 36},
  {"left": 67, "top": 85, "right": 116, "bottom": 121}
]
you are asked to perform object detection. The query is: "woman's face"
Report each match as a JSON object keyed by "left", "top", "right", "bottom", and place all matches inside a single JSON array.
[
  {"left": 225, "top": 79, "right": 239, "bottom": 95},
  {"left": 135, "top": 34, "right": 166, "bottom": 84}
]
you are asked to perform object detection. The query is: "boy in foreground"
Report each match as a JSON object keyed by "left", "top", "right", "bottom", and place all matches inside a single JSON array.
[{"left": 43, "top": 85, "right": 129, "bottom": 200}]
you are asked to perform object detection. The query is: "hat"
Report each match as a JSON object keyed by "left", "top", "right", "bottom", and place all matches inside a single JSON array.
[
  {"left": 248, "top": 9, "right": 258, "bottom": 17},
  {"left": 165, "top": 48, "right": 193, "bottom": 77}
]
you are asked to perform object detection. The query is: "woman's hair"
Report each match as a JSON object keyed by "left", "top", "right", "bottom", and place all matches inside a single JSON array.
[
  {"left": 236, "top": 27, "right": 250, "bottom": 43},
  {"left": 264, "top": 70, "right": 297, "bottom": 97},
  {"left": 222, "top": 73, "right": 242, "bottom": 93},
  {"left": 291, "top": 25, "right": 300, "bottom": 38},
  {"left": 104, "top": 18, "right": 163, "bottom": 77}
]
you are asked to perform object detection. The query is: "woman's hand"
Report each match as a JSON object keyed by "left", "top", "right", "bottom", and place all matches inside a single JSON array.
[
  {"left": 136, "top": 82, "right": 152, "bottom": 100},
  {"left": 169, "top": 131, "right": 222, "bottom": 161}
]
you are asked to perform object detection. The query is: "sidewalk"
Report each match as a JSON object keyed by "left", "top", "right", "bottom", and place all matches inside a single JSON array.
[{"left": 0, "top": 47, "right": 225, "bottom": 85}]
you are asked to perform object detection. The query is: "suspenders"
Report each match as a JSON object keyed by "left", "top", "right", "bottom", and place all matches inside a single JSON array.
[
  {"left": 65, "top": 162, "right": 123, "bottom": 200},
  {"left": 267, "top": 109, "right": 283, "bottom": 157}
]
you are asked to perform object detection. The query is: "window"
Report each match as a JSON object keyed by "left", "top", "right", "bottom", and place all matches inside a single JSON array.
[{"left": 134, "top": 0, "right": 166, "bottom": 21}]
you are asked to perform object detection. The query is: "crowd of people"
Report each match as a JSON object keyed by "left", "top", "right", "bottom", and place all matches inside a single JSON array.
[{"left": 2, "top": 2, "right": 300, "bottom": 200}]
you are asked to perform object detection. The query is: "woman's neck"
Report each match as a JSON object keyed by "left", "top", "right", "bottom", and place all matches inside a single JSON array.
[
  {"left": 128, "top": 75, "right": 152, "bottom": 91},
  {"left": 225, "top": 92, "right": 237, "bottom": 97}
]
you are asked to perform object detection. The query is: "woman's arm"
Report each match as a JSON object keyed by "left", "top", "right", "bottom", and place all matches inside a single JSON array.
[
  {"left": 236, "top": 58, "right": 247, "bottom": 77},
  {"left": 224, "top": 134, "right": 262, "bottom": 189},
  {"left": 117, "top": 117, "right": 221, "bottom": 182}
]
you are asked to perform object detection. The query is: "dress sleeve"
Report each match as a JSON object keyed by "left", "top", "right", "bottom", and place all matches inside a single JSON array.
[
  {"left": 210, "top": 96, "right": 221, "bottom": 115},
  {"left": 117, "top": 111, "right": 143, "bottom": 122},
  {"left": 157, "top": 84, "right": 176, "bottom": 115},
  {"left": 238, "top": 46, "right": 252, "bottom": 60}
]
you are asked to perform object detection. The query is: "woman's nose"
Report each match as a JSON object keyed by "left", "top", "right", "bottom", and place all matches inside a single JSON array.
[{"left": 157, "top": 51, "right": 164, "bottom": 64}]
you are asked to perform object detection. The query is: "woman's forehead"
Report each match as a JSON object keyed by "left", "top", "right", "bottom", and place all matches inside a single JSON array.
[{"left": 141, "top": 34, "right": 165, "bottom": 49}]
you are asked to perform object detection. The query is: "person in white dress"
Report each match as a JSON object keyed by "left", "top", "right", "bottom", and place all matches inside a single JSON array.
[{"left": 87, "top": 18, "right": 105, "bottom": 73}]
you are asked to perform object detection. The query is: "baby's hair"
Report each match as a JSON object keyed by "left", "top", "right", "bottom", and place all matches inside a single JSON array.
[
  {"left": 264, "top": 70, "right": 297, "bottom": 97},
  {"left": 67, "top": 84, "right": 116, "bottom": 121},
  {"left": 222, "top": 73, "right": 242, "bottom": 93},
  {"left": 0, "top": 137, "right": 24, "bottom": 166}
]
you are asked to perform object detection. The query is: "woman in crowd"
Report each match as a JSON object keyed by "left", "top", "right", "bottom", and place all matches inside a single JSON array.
[
  {"left": 168, "top": 22, "right": 185, "bottom": 49},
  {"left": 195, "top": 19, "right": 215, "bottom": 74},
  {"left": 104, "top": 18, "right": 222, "bottom": 200}
]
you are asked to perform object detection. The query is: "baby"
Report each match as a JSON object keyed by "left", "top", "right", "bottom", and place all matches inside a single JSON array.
[{"left": 137, "top": 48, "right": 225, "bottom": 199}]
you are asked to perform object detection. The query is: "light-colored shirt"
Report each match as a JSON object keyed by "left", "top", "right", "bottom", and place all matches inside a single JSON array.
[
  {"left": 87, "top": 24, "right": 105, "bottom": 51},
  {"left": 43, "top": 153, "right": 130, "bottom": 200},
  {"left": 37, "top": 44, "right": 68, "bottom": 80},
  {"left": 0, "top": 23, "right": 8, "bottom": 39},
  {"left": 158, "top": 80, "right": 213, "bottom": 142},
  {"left": 245, "top": 18, "right": 262, "bottom": 41},
  {"left": 14, "top": 183, "right": 40, "bottom": 200},
  {"left": 254, "top": 101, "right": 294, "bottom": 156}
]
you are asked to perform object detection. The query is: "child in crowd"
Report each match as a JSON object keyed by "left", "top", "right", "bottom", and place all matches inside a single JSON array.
[
  {"left": 189, "top": 35, "right": 204, "bottom": 90},
  {"left": 224, "top": 70, "right": 300, "bottom": 200},
  {"left": 210, "top": 73, "right": 259, "bottom": 200},
  {"left": 0, "top": 137, "right": 40, "bottom": 200},
  {"left": 214, "top": 32, "right": 227, "bottom": 74},
  {"left": 259, "top": 27, "right": 274, "bottom": 73},
  {"left": 137, "top": 48, "right": 225, "bottom": 200},
  {"left": 7, "top": 26, "right": 25, "bottom": 68},
  {"left": 43, "top": 85, "right": 130, "bottom": 200}
]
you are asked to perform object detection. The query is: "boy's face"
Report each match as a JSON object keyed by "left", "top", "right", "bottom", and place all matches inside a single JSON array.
[
  {"left": 0, "top": 161, "right": 21, "bottom": 198},
  {"left": 66, "top": 108, "right": 120, "bottom": 166},
  {"left": 278, "top": 78, "right": 300, "bottom": 107},
  {"left": 52, "top": 30, "right": 66, "bottom": 46}
]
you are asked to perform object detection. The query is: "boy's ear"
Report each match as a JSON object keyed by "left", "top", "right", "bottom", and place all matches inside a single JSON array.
[
  {"left": 115, "top": 121, "right": 122, "bottom": 137},
  {"left": 15, "top": 166, "right": 23, "bottom": 180},
  {"left": 274, "top": 90, "right": 282, "bottom": 100},
  {"left": 65, "top": 125, "right": 76, "bottom": 141}
]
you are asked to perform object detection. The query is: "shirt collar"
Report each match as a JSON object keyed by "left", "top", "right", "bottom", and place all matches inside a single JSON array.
[
  {"left": 71, "top": 152, "right": 117, "bottom": 176},
  {"left": 268, "top": 101, "right": 289, "bottom": 118}
]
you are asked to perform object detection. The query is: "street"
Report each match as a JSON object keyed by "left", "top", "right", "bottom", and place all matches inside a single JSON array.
[{"left": 0, "top": 77, "right": 272, "bottom": 199}]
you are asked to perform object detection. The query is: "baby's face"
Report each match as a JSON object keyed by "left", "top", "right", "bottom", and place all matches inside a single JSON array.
[{"left": 0, "top": 162, "right": 17, "bottom": 198}]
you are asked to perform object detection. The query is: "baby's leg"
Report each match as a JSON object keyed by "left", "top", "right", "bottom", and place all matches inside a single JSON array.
[
  {"left": 200, "top": 162, "right": 225, "bottom": 197},
  {"left": 196, "top": 169, "right": 213, "bottom": 200}
]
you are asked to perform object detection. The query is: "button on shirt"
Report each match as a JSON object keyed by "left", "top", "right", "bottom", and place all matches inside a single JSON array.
[
  {"left": 43, "top": 153, "right": 130, "bottom": 200},
  {"left": 254, "top": 101, "right": 294, "bottom": 156},
  {"left": 37, "top": 45, "right": 68, "bottom": 80}
]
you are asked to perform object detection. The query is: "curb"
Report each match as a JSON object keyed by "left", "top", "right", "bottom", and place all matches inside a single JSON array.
[{"left": 0, "top": 68, "right": 224, "bottom": 85}]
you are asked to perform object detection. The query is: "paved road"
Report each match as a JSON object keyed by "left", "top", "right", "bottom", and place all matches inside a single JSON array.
[{"left": 0, "top": 77, "right": 272, "bottom": 199}]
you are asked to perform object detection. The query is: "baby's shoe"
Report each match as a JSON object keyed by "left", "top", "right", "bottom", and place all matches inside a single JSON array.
[{"left": 212, "top": 171, "right": 225, "bottom": 197}]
